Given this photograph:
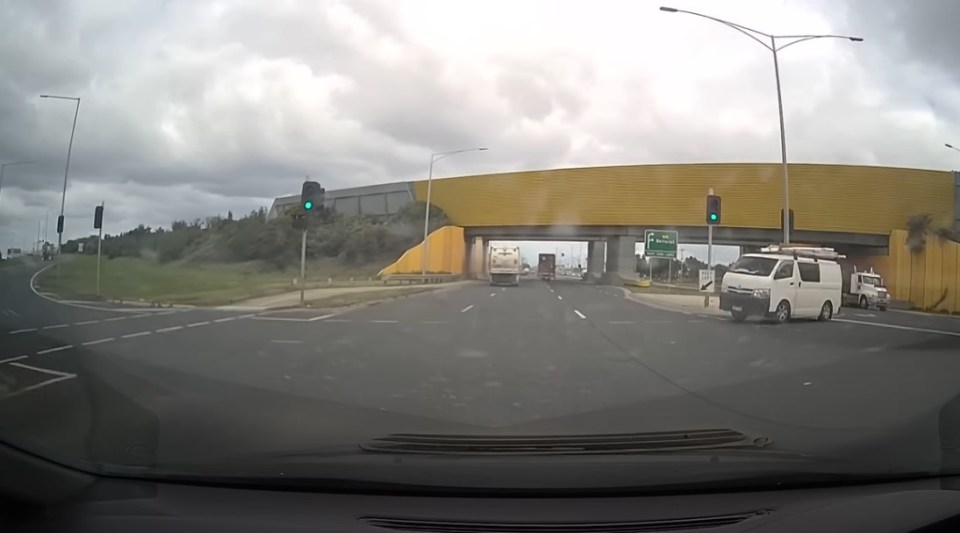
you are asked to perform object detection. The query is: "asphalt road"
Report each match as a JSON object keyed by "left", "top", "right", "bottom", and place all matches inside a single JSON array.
[{"left": 2, "top": 261, "right": 960, "bottom": 473}]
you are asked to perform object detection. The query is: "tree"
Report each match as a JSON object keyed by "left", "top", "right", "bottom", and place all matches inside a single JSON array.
[{"left": 906, "top": 214, "right": 932, "bottom": 253}]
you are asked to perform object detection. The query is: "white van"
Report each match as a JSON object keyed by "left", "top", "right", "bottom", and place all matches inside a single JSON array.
[{"left": 719, "top": 246, "right": 843, "bottom": 323}]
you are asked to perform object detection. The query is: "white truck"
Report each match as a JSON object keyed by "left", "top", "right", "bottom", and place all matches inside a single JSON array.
[
  {"left": 488, "top": 246, "right": 522, "bottom": 286},
  {"left": 841, "top": 265, "right": 889, "bottom": 311}
]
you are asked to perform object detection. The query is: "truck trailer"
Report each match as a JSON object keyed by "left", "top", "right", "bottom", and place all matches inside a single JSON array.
[
  {"left": 537, "top": 253, "right": 556, "bottom": 281},
  {"left": 488, "top": 246, "right": 522, "bottom": 286}
]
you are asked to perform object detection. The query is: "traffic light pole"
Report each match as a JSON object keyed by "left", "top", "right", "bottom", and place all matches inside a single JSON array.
[
  {"left": 96, "top": 202, "right": 103, "bottom": 296},
  {"left": 705, "top": 188, "right": 714, "bottom": 308},
  {"left": 299, "top": 228, "right": 307, "bottom": 306}
]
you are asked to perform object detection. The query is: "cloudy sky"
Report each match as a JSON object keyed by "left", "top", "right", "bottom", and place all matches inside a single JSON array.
[{"left": 1, "top": 0, "right": 958, "bottom": 255}]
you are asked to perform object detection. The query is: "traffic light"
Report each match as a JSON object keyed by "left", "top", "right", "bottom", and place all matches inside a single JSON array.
[
  {"left": 301, "top": 181, "right": 324, "bottom": 212},
  {"left": 780, "top": 208, "right": 795, "bottom": 234},
  {"left": 56, "top": 215, "right": 64, "bottom": 234},
  {"left": 94, "top": 205, "right": 104, "bottom": 229},
  {"left": 291, "top": 212, "right": 307, "bottom": 231},
  {"left": 706, "top": 195, "right": 721, "bottom": 225}
]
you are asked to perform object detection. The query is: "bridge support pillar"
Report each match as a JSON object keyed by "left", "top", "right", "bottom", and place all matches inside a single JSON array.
[
  {"left": 465, "top": 236, "right": 486, "bottom": 279},
  {"left": 604, "top": 236, "right": 636, "bottom": 282},
  {"left": 587, "top": 241, "right": 605, "bottom": 281}
]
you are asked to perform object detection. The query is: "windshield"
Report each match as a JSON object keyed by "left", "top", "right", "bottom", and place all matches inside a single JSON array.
[
  {"left": 3, "top": 0, "right": 960, "bottom": 494},
  {"left": 729, "top": 256, "right": 778, "bottom": 277}
]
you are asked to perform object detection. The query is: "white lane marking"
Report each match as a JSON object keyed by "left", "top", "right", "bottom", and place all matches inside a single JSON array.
[
  {"left": 324, "top": 319, "right": 353, "bottom": 323},
  {"left": 4, "top": 309, "right": 19, "bottom": 317},
  {"left": 574, "top": 310, "right": 586, "bottom": 319},
  {"left": 460, "top": 305, "right": 474, "bottom": 313},
  {"left": 8, "top": 328, "right": 37, "bottom": 335},
  {"left": 155, "top": 311, "right": 178, "bottom": 316},
  {"left": 490, "top": 293, "right": 497, "bottom": 297},
  {"left": 104, "top": 316, "right": 127, "bottom": 322},
  {"left": 74, "top": 320, "right": 99, "bottom": 326},
  {"left": 155, "top": 326, "right": 183, "bottom": 333},
  {"left": 213, "top": 317, "right": 237, "bottom": 323},
  {"left": 185, "top": 321, "right": 210, "bottom": 328},
  {"left": 0, "top": 355, "right": 28, "bottom": 365},
  {"left": 369, "top": 319, "right": 399, "bottom": 323},
  {"left": 557, "top": 295, "right": 563, "bottom": 300},
  {"left": 36, "top": 345, "right": 73, "bottom": 355},
  {"left": 4, "top": 362, "right": 77, "bottom": 397},
  {"left": 271, "top": 340, "right": 303, "bottom": 344},
  {"left": 121, "top": 331, "right": 152, "bottom": 339},
  {"left": 646, "top": 320, "right": 674, "bottom": 324},
  {"left": 130, "top": 314, "right": 153, "bottom": 319},
  {"left": 237, "top": 314, "right": 256, "bottom": 320},
  {"left": 309, "top": 314, "right": 335, "bottom": 322},
  {"left": 82, "top": 337, "right": 115, "bottom": 346},
  {"left": 609, "top": 321, "right": 634, "bottom": 325},
  {"left": 834, "top": 318, "right": 960, "bottom": 338},
  {"left": 42, "top": 324, "right": 69, "bottom": 330},
  {"left": 251, "top": 316, "right": 310, "bottom": 322}
]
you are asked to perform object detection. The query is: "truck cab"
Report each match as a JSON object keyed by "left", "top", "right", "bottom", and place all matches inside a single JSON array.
[{"left": 844, "top": 270, "right": 889, "bottom": 310}]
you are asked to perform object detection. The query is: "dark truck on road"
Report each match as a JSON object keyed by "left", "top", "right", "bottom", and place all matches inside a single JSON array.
[{"left": 537, "top": 253, "right": 556, "bottom": 281}]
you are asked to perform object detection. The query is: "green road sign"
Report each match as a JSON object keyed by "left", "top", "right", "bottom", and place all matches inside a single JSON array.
[{"left": 644, "top": 230, "right": 678, "bottom": 258}]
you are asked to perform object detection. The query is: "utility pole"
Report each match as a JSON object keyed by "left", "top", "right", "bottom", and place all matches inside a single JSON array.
[
  {"left": 705, "top": 187, "right": 714, "bottom": 308},
  {"left": 299, "top": 228, "right": 307, "bottom": 305},
  {"left": 95, "top": 202, "right": 104, "bottom": 295}
]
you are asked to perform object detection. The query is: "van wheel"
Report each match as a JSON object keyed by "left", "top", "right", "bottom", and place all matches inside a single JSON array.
[
  {"left": 818, "top": 301, "right": 833, "bottom": 321},
  {"left": 730, "top": 309, "right": 747, "bottom": 322},
  {"left": 859, "top": 295, "right": 869, "bottom": 309},
  {"left": 773, "top": 301, "right": 791, "bottom": 323}
]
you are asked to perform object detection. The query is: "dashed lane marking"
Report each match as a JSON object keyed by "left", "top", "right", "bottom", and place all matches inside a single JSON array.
[
  {"left": 185, "top": 321, "right": 211, "bottom": 328},
  {"left": 460, "top": 305, "right": 474, "bottom": 313},
  {"left": 213, "top": 317, "right": 237, "bottom": 323},
  {"left": 8, "top": 328, "right": 37, "bottom": 335},
  {"left": 82, "top": 338, "right": 114, "bottom": 346},
  {"left": 557, "top": 295, "right": 563, "bottom": 301},
  {"left": 324, "top": 318, "right": 353, "bottom": 323},
  {"left": 42, "top": 324, "right": 69, "bottom": 330},
  {"left": 155, "top": 326, "right": 183, "bottom": 333},
  {"left": 36, "top": 345, "right": 73, "bottom": 355},
  {"left": 490, "top": 292, "right": 497, "bottom": 297},
  {"left": 104, "top": 316, "right": 127, "bottom": 322},
  {"left": 121, "top": 331, "right": 152, "bottom": 339},
  {"left": 74, "top": 320, "right": 99, "bottom": 326},
  {"left": 309, "top": 314, "right": 335, "bottom": 322},
  {"left": 834, "top": 318, "right": 960, "bottom": 338},
  {"left": 369, "top": 319, "right": 399, "bottom": 324},
  {"left": 574, "top": 310, "right": 586, "bottom": 319},
  {"left": 0, "top": 355, "right": 28, "bottom": 365},
  {"left": 609, "top": 321, "right": 634, "bottom": 325}
]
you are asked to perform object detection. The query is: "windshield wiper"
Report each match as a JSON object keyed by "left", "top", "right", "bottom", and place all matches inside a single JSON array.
[{"left": 359, "top": 429, "right": 788, "bottom": 457}]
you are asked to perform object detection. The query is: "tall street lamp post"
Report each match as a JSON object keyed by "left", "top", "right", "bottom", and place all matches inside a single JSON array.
[
  {"left": 40, "top": 94, "right": 81, "bottom": 253},
  {"left": 945, "top": 143, "right": 960, "bottom": 154},
  {"left": 421, "top": 147, "right": 488, "bottom": 277},
  {"left": 660, "top": 6, "right": 862, "bottom": 244}
]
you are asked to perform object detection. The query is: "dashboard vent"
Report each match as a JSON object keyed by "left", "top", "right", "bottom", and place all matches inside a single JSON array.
[
  {"left": 362, "top": 429, "right": 760, "bottom": 455},
  {"left": 361, "top": 511, "right": 766, "bottom": 532}
]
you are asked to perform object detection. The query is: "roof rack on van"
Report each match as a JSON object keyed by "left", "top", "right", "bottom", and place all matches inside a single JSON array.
[{"left": 759, "top": 244, "right": 845, "bottom": 261}]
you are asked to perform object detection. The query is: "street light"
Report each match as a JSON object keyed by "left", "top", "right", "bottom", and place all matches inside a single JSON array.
[
  {"left": 40, "top": 94, "right": 81, "bottom": 253},
  {"left": 659, "top": 6, "right": 862, "bottom": 244},
  {"left": 946, "top": 143, "right": 960, "bottom": 154},
  {"left": 421, "top": 147, "right": 488, "bottom": 276},
  {"left": 0, "top": 161, "right": 34, "bottom": 210}
]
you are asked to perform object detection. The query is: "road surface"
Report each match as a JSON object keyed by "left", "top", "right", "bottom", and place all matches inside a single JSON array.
[{"left": 2, "top": 260, "right": 960, "bottom": 472}]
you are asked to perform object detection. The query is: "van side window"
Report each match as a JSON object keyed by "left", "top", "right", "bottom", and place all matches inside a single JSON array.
[
  {"left": 798, "top": 262, "right": 821, "bottom": 282},
  {"left": 774, "top": 261, "right": 794, "bottom": 280}
]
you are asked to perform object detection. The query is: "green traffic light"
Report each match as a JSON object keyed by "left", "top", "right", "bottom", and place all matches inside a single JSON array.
[
  {"left": 304, "top": 201, "right": 313, "bottom": 210},
  {"left": 710, "top": 213, "right": 717, "bottom": 221}
]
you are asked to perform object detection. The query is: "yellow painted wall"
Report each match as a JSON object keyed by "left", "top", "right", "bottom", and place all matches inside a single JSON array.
[
  {"left": 412, "top": 163, "right": 954, "bottom": 235},
  {"left": 886, "top": 229, "right": 960, "bottom": 313},
  {"left": 378, "top": 226, "right": 465, "bottom": 276}
]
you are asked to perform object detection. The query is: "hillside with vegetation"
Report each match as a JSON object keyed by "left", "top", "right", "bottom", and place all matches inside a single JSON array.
[{"left": 62, "top": 202, "right": 448, "bottom": 273}]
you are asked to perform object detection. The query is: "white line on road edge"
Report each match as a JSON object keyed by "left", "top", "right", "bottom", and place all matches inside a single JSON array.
[
  {"left": 251, "top": 316, "right": 312, "bottom": 322},
  {"left": 369, "top": 319, "right": 399, "bottom": 324},
  {"left": 82, "top": 338, "right": 115, "bottom": 346},
  {"left": 42, "top": 324, "right": 69, "bottom": 330},
  {"left": 460, "top": 305, "right": 474, "bottom": 313},
  {"left": 834, "top": 318, "right": 960, "bottom": 338},
  {"left": 155, "top": 326, "right": 183, "bottom": 333},
  {"left": 0, "top": 355, "right": 28, "bottom": 365},
  {"left": 74, "top": 320, "right": 99, "bottom": 326},
  {"left": 271, "top": 340, "right": 304, "bottom": 344},
  {"left": 121, "top": 331, "right": 152, "bottom": 339},
  {"left": 309, "top": 314, "right": 335, "bottom": 322},
  {"left": 36, "top": 345, "right": 73, "bottom": 355},
  {"left": 609, "top": 321, "right": 634, "bottom": 324},
  {"left": 213, "top": 317, "right": 236, "bottom": 323},
  {"left": 185, "top": 321, "right": 210, "bottom": 328},
  {"left": 574, "top": 310, "right": 586, "bottom": 319},
  {"left": 8, "top": 328, "right": 37, "bottom": 335}
]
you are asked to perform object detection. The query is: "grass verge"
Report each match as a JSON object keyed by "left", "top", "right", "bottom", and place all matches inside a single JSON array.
[{"left": 35, "top": 255, "right": 386, "bottom": 306}]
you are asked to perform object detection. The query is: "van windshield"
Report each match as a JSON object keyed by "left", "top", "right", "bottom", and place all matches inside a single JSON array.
[{"left": 730, "top": 256, "right": 778, "bottom": 276}]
